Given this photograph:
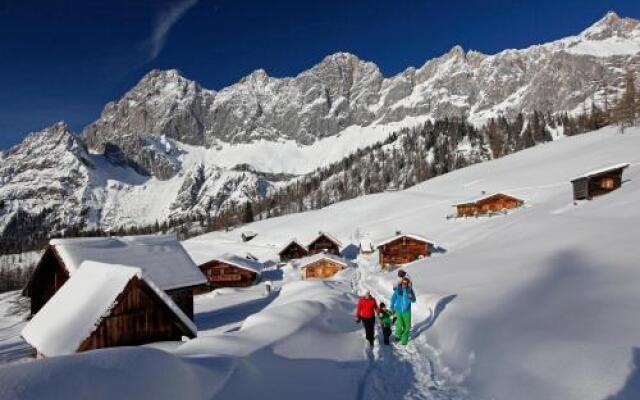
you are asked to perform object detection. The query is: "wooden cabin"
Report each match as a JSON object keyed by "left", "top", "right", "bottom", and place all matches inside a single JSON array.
[
  {"left": 454, "top": 193, "right": 524, "bottom": 217},
  {"left": 22, "top": 235, "right": 206, "bottom": 320},
  {"left": 22, "top": 261, "right": 197, "bottom": 358},
  {"left": 278, "top": 239, "right": 309, "bottom": 262},
  {"left": 377, "top": 233, "right": 434, "bottom": 268},
  {"left": 196, "top": 253, "right": 263, "bottom": 292},
  {"left": 241, "top": 231, "right": 258, "bottom": 242},
  {"left": 293, "top": 254, "right": 349, "bottom": 280},
  {"left": 307, "top": 231, "right": 342, "bottom": 256},
  {"left": 571, "top": 163, "right": 629, "bottom": 200}
]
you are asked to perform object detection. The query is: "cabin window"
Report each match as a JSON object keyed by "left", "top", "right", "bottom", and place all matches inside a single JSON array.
[{"left": 600, "top": 178, "right": 615, "bottom": 190}]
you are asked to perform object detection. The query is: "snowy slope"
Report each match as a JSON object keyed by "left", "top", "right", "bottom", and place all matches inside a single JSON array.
[{"left": 1, "top": 126, "right": 638, "bottom": 399}]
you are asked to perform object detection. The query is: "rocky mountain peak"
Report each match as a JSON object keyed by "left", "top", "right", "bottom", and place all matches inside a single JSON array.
[{"left": 580, "top": 10, "right": 639, "bottom": 40}]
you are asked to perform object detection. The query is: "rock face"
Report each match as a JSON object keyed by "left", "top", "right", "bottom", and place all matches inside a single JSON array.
[
  {"left": 1, "top": 12, "right": 639, "bottom": 240},
  {"left": 0, "top": 122, "right": 93, "bottom": 236},
  {"left": 81, "top": 12, "right": 640, "bottom": 180}
]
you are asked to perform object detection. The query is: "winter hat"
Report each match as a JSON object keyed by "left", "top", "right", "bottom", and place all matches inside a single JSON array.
[
  {"left": 397, "top": 269, "right": 407, "bottom": 278},
  {"left": 364, "top": 290, "right": 371, "bottom": 297},
  {"left": 379, "top": 302, "right": 386, "bottom": 308}
]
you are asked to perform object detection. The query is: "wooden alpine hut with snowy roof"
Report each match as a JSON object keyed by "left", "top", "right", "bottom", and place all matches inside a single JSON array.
[
  {"left": 307, "top": 231, "right": 342, "bottom": 256},
  {"left": 196, "top": 253, "right": 264, "bottom": 292},
  {"left": 278, "top": 239, "right": 309, "bottom": 263},
  {"left": 454, "top": 192, "right": 524, "bottom": 217},
  {"left": 23, "top": 235, "right": 206, "bottom": 320},
  {"left": 293, "top": 253, "right": 350, "bottom": 280},
  {"left": 22, "top": 261, "right": 197, "bottom": 358},
  {"left": 571, "top": 163, "right": 629, "bottom": 200},
  {"left": 376, "top": 232, "right": 434, "bottom": 268}
]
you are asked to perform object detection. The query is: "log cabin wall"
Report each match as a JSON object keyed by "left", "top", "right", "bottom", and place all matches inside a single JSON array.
[
  {"left": 302, "top": 260, "right": 343, "bottom": 279},
  {"left": 166, "top": 287, "right": 195, "bottom": 320},
  {"left": 456, "top": 195, "right": 523, "bottom": 217},
  {"left": 588, "top": 173, "right": 622, "bottom": 198},
  {"left": 379, "top": 237, "right": 429, "bottom": 268},
  {"left": 78, "top": 277, "right": 189, "bottom": 352},
  {"left": 307, "top": 235, "right": 340, "bottom": 256},
  {"left": 26, "top": 247, "right": 70, "bottom": 315},
  {"left": 572, "top": 178, "right": 590, "bottom": 200},
  {"left": 199, "top": 261, "right": 257, "bottom": 290},
  {"left": 279, "top": 243, "right": 309, "bottom": 262}
]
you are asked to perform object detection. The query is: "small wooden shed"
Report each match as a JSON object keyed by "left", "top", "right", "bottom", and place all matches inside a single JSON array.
[
  {"left": 377, "top": 232, "right": 434, "bottom": 268},
  {"left": 196, "top": 253, "right": 263, "bottom": 292},
  {"left": 293, "top": 254, "right": 349, "bottom": 280},
  {"left": 23, "top": 235, "right": 206, "bottom": 320},
  {"left": 21, "top": 261, "right": 197, "bottom": 358},
  {"left": 454, "top": 193, "right": 524, "bottom": 217},
  {"left": 571, "top": 163, "right": 629, "bottom": 200},
  {"left": 307, "top": 231, "right": 342, "bottom": 256},
  {"left": 278, "top": 239, "right": 309, "bottom": 262}
]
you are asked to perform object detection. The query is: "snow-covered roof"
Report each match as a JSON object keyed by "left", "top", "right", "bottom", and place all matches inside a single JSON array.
[
  {"left": 291, "top": 253, "right": 350, "bottom": 270},
  {"left": 49, "top": 234, "right": 206, "bottom": 291},
  {"left": 277, "top": 239, "right": 309, "bottom": 255},
  {"left": 359, "top": 238, "right": 374, "bottom": 250},
  {"left": 310, "top": 231, "right": 343, "bottom": 248},
  {"left": 571, "top": 162, "right": 630, "bottom": 181},
  {"left": 376, "top": 233, "right": 435, "bottom": 248},
  {"left": 211, "top": 253, "right": 264, "bottom": 274},
  {"left": 453, "top": 192, "right": 524, "bottom": 206},
  {"left": 22, "top": 261, "right": 197, "bottom": 357}
]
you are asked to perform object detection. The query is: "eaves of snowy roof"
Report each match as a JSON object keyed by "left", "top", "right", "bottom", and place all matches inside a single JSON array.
[
  {"left": 21, "top": 261, "right": 197, "bottom": 357},
  {"left": 376, "top": 233, "right": 435, "bottom": 248},
  {"left": 452, "top": 192, "right": 524, "bottom": 206},
  {"left": 48, "top": 234, "right": 206, "bottom": 291},
  {"left": 571, "top": 163, "right": 630, "bottom": 181},
  {"left": 291, "top": 253, "right": 350, "bottom": 270},
  {"left": 310, "top": 231, "right": 343, "bottom": 248},
  {"left": 278, "top": 239, "right": 309, "bottom": 255},
  {"left": 211, "top": 253, "right": 265, "bottom": 275}
]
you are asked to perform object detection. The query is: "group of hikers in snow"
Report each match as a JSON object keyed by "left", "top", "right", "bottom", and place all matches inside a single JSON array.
[{"left": 354, "top": 269, "right": 415, "bottom": 347}]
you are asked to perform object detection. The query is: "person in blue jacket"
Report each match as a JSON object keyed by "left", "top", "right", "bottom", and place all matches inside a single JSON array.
[{"left": 390, "top": 277, "right": 416, "bottom": 345}]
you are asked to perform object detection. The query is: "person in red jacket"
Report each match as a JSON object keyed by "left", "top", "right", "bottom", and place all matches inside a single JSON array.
[{"left": 354, "top": 291, "right": 379, "bottom": 347}]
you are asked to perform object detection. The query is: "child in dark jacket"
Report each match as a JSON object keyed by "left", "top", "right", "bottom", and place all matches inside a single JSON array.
[{"left": 377, "top": 302, "right": 393, "bottom": 345}]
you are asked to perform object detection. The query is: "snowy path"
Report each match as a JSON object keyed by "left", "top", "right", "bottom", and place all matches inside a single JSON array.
[{"left": 353, "top": 258, "right": 473, "bottom": 400}]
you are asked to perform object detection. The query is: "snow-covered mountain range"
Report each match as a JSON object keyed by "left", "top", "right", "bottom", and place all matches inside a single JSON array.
[{"left": 1, "top": 11, "right": 639, "bottom": 238}]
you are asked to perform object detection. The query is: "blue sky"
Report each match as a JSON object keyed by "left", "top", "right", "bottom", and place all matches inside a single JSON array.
[{"left": 1, "top": 0, "right": 639, "bottom": 149}]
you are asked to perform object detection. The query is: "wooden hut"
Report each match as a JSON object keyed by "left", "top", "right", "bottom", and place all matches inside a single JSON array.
[
  {"left": 307, "top": 231, "right": 342, "bottom": 256},
  {"left": 454, "top": 193, "right": 524, "bottom": 217},
  {"left": 377, "top": 232, "right": 434, "bottom": 268},
  {"left": 278, "top": 239, "right": 309, "bottom": 262},
  {"left": 23, "top": 235, "right": 206, "bottom": 320},
  {"left": 196, "top": 253, "right": 264, "bottom": 292},
  {"left": 22, "top": 261, "right": 197, "bottom": 358},
  {"left": 293, "top": 254, "right": 349, "bottom": 280},
  {"left": 571, "top": 163, "right": 629, "bottom": 200}
]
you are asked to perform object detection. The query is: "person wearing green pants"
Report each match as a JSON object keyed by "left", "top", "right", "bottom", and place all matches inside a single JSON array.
[{"left": 390, "top": 277, "right": 416, "bottom": 345}]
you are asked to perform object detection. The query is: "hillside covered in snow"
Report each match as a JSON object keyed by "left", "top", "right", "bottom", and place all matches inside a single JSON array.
[
  {"left": 0, "top": 126, "right": 638, "bottom": 400},
  {"left": 1, "top": 11, "right": 640, "bottom": 250}
]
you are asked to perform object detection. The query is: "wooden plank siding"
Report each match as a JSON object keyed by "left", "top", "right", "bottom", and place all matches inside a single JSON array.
[
  {"left": 25, "top": 246, "right": 70, "bottom": 315},
  {"left": 456, "top": 194, "right": 524, "bottom": 217},
  {"left": 77, "top": 277, "right": 193, "bottom": 353},
  {"left": 307, "top": 234, "right": 340, "bottom": 256},
  {"left": 197, "top": 260, "right": 258, "bottom": 292},
  {"left": 302, "top": 259, "right": 343, "bottom": 279},
  {"left": 378, "top": 237, "right": 429, "bottom": 268}
]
